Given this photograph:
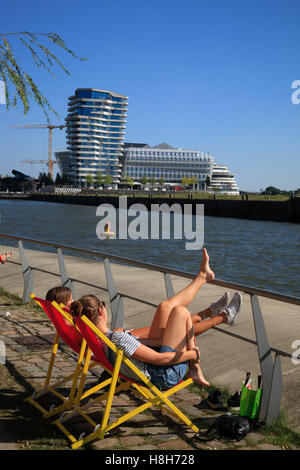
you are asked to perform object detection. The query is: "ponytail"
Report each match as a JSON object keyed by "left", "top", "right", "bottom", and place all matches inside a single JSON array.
[
  {"left": 70, "top": 295, "right": 103, "bottom": 325},
  {"left": 70, "top": 300, "right": 83, "bottom": 318}
]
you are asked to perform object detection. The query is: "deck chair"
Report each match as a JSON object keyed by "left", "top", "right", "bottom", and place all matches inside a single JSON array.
[
  {"left": 25, "top": 295, "right": 99, "bottom": 419},
  {"left": 53, "top": 312, "right": 199, "bottom": 449}
]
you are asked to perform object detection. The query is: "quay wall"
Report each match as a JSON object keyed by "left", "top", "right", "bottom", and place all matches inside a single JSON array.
[
  {"left": 1, "top": 193, "right": 299, "bottom": 223},
  {"left": 20, "top": 193, "right": 300, "bottom": 223}
]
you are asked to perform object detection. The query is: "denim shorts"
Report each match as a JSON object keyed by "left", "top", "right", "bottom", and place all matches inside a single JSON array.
[{"left": 146, "top": 345, "right": 188, "bottom": 391}]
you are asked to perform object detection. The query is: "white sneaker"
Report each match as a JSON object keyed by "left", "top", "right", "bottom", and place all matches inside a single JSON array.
[
  {"left": 210, "top": 292, "right": 229, "bottom": 318},
  {"left": 221, "top": 293, "right": 242, "bottom": 325}
]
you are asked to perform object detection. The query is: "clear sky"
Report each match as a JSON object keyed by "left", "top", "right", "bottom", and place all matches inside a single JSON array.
[{"left": 0, "top": 0, "right": 299, "bottom": 191}]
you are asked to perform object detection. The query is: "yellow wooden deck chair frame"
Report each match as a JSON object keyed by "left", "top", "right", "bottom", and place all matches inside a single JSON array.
[
  {"left": 53, "top": 312, "right": 200, "bottom": 450},
  {"left": 25, "top": 295, "right": 99, "bottom": 419}
]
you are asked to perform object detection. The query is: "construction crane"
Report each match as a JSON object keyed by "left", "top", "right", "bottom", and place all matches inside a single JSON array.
[
  {"left": 20, "top": 158, "right": 58, "bottom": 172},
  {"left": 9, "top": 124, "right": 66, "bottom": 179}
]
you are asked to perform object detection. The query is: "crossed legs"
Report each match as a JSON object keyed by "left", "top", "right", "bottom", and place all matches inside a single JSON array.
[
  {"left": 131, "top": 248, "right": 227, "bottom": 341},
  {"left": 130, "top": 248, "right": 220, "bottom": 387},
  {"left": 159, "top": 304, "right": 210, "bottom": 387}
]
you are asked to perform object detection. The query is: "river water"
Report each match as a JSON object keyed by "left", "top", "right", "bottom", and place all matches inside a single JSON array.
[{"left": 0, "top": 199, "right": 299, "bottom": 298}]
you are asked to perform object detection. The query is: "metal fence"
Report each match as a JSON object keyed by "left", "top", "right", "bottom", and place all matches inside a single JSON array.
[{"left": 1, "top": 232, "right": 299, "bottom": 425}]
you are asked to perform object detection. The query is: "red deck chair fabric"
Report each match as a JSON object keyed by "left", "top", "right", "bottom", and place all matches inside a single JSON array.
[
  {"left": 33, "top": 296, "right": 82, "bottom": 354},
  {"left": 54, "top": 313, "right": 199, "bottom": 449},
  {"left": 74, "top": 314, "right": 146, "bottom": 384},
  {"left": 26, "top": 296, "right": 101, "bottom": 419}
]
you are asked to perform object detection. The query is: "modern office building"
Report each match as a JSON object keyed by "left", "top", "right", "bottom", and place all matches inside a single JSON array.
[
  {"left": 65, "top": 88, "right": 128, "bottom": 187},
  {"left": 209, "top": 162, "right": 240, "bottom": 195},
  {"left": 54, "top": 150, "right": 72, "bottom": 180},
  {"left": 122, "top": 142, "right": 214, "bottom": 187}
]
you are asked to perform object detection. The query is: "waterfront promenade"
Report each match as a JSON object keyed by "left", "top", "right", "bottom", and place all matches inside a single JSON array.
[{"left": 0, "top": 245, "right": 299, "bottom": 450}]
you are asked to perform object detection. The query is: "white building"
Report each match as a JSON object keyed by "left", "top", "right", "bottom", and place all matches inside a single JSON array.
[
  {"left": 122, "top": 142, "right": 214, "bottom": 188},
  {"left": 209, "top": 162, "right": 240, "bottom": 195}
]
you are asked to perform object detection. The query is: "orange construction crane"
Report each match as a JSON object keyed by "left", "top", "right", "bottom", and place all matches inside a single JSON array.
[
  {"left": 20, "top": 159, "right": 58, "bottom": 174},
  {"left": 10, "top": 124, "right": 66, "bottom": 179}
]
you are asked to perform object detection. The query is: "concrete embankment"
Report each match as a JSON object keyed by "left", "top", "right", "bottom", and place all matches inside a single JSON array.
[
  {"left": 22, "top": 193, "right": 300, "bottom": 223},
  {"left": 0, "top": 244, "right": 300, "bottom": 431},
  {"left": 1, "top": 193, "right": 299, "bottom": 222}
]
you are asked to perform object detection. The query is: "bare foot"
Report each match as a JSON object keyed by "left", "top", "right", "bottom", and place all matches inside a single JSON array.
[
  {"left": 187, "top": 363, "right": 210, "bottom": 388},
  {"left": 0, "top": 252, "right": 12, "bottom": 264},
  {"left": 198, "top": 248, "right": 215, "bottom": 282}
]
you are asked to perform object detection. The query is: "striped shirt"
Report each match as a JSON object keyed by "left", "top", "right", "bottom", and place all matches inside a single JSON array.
[{"left": 106, "top": 330, "right": 151, "bottom": 383}]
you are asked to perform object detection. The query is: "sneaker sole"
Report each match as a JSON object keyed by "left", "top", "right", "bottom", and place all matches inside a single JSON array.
[
  {"left": 210, "top": 292, "right": 230, "bottom": 318},
  {"left": 228, "top": 293, "right": 243, "bottom": 325}
]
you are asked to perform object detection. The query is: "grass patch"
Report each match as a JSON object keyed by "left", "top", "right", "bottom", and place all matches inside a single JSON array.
[
  {"left": 0, "top": 286, "right": 23, "bottom": 306},
  {"left": 189, "top": 382, "right": 300, "bottom": 449},
  {"left": 0, "top": 285, "right": 42, "bottom": 312},
  {"left": 81, "top": 192, "right": 291, "bottom": 201},
  {"left": 258, "top": 413, "right": 300, "bottom": 449}
]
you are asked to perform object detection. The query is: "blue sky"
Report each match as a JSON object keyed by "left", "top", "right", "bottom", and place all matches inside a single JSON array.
[{"left": 0, "top": 0, "right": 299, "bottom": 191}]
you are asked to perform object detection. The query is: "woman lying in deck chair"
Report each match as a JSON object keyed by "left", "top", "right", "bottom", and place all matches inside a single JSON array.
[{"left": 69, "top": 248, "right": 242, "bottom": 391}]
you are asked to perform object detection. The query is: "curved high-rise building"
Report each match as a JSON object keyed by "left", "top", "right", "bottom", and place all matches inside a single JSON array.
[{"left": 65, "top": 88, "right": 128, "bottom": 187}]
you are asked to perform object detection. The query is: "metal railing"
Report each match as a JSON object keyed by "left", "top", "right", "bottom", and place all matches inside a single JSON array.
[{"left": 1, "top": 232, "right": 299, "bottom": 425}]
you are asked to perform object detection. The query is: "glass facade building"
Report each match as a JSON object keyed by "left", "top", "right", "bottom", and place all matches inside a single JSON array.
[
  {"left": 122, "top": 143, "right": 214, "bottom": 187},
  {"left": 54, "top": 150, "right": 72, "bottom": 180},
  {"left": 65, "top": 88, "right": 128, "bottom": 186}
]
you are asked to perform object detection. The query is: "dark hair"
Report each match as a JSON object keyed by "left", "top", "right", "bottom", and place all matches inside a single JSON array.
[
  {"left": 46, "top": 286, "right": 72, "bottom": 306},
  {"left": 70, "top": 295, "right": 104, "bottom": 325}
]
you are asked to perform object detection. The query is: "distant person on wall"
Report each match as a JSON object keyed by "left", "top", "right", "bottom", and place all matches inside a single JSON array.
[
  {"left": 0, "top": 252, "right": 12, "bottom": 264},
  {"left": 101, "top": 221, "right": 115, "bottom": 239}
]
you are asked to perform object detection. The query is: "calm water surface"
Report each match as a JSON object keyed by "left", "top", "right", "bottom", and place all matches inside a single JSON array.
[{"left": 0, "top": 200, "right": 299, "bottom": 297}]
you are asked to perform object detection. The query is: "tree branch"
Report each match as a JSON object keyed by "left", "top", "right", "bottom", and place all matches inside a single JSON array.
[{"left": 0, "top": 31, "right": 87, "bottom": 121}]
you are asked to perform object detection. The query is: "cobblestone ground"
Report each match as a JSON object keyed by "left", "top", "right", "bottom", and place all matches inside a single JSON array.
[{"left": 0, "top": 296, "right": 295, "bottom": 451}]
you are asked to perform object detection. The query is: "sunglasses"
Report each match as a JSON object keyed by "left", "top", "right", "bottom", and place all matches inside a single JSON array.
[{"left": 101, "top": 301, "right": 106, "bottom": 308}]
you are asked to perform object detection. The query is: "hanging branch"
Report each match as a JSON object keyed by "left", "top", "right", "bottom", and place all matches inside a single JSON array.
[{"left": 0, "top": 31, "right": 87, "bottom": 121}]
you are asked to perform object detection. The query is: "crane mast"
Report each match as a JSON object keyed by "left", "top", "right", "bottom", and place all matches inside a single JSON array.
[{"left": 10, "top": 124, "right": 66, "bottom": 178}]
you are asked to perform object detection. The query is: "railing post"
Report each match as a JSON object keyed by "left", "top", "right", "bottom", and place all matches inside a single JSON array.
[
  {"left": 56, "top": 248, "right": 74, "bottom": 297},
  {"left": 164, "top": 273, "right": 175, "bottom": 298},
  {"left": 266, "top": 353, "right": 282, "bottom": 423},
  {"left": 18, "top": 240, "right": 34, "bottom": 303},
  {"left": 251, "top": 294, "right": 282, "bottom": 423},
  {"left": 103, "top": 258, "right": 124, "bottom": 330}
]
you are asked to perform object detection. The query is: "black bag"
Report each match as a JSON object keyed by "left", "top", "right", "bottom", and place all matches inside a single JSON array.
[{"left": 195, "top": 413, "right": 250, "bottom": 442}]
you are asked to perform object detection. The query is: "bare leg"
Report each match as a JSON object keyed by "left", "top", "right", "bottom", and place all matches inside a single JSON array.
[
  {"left": 133, "top": 308, "right": 225, "bottom": 341},
  {"left": 164, "top": 248, "right": 214, "bottom": 310},
  {"left": 192, "top": 314, "right": 227, "bottom": 336},
  {"left": 191, "top": 307, "right": 211, "bottom": 321},
  {"left": 131, "top": 248, "right": 215, "bottom": 341},
  {"left": 161, "top": 306, "right": 210, "bottom": 387}
]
